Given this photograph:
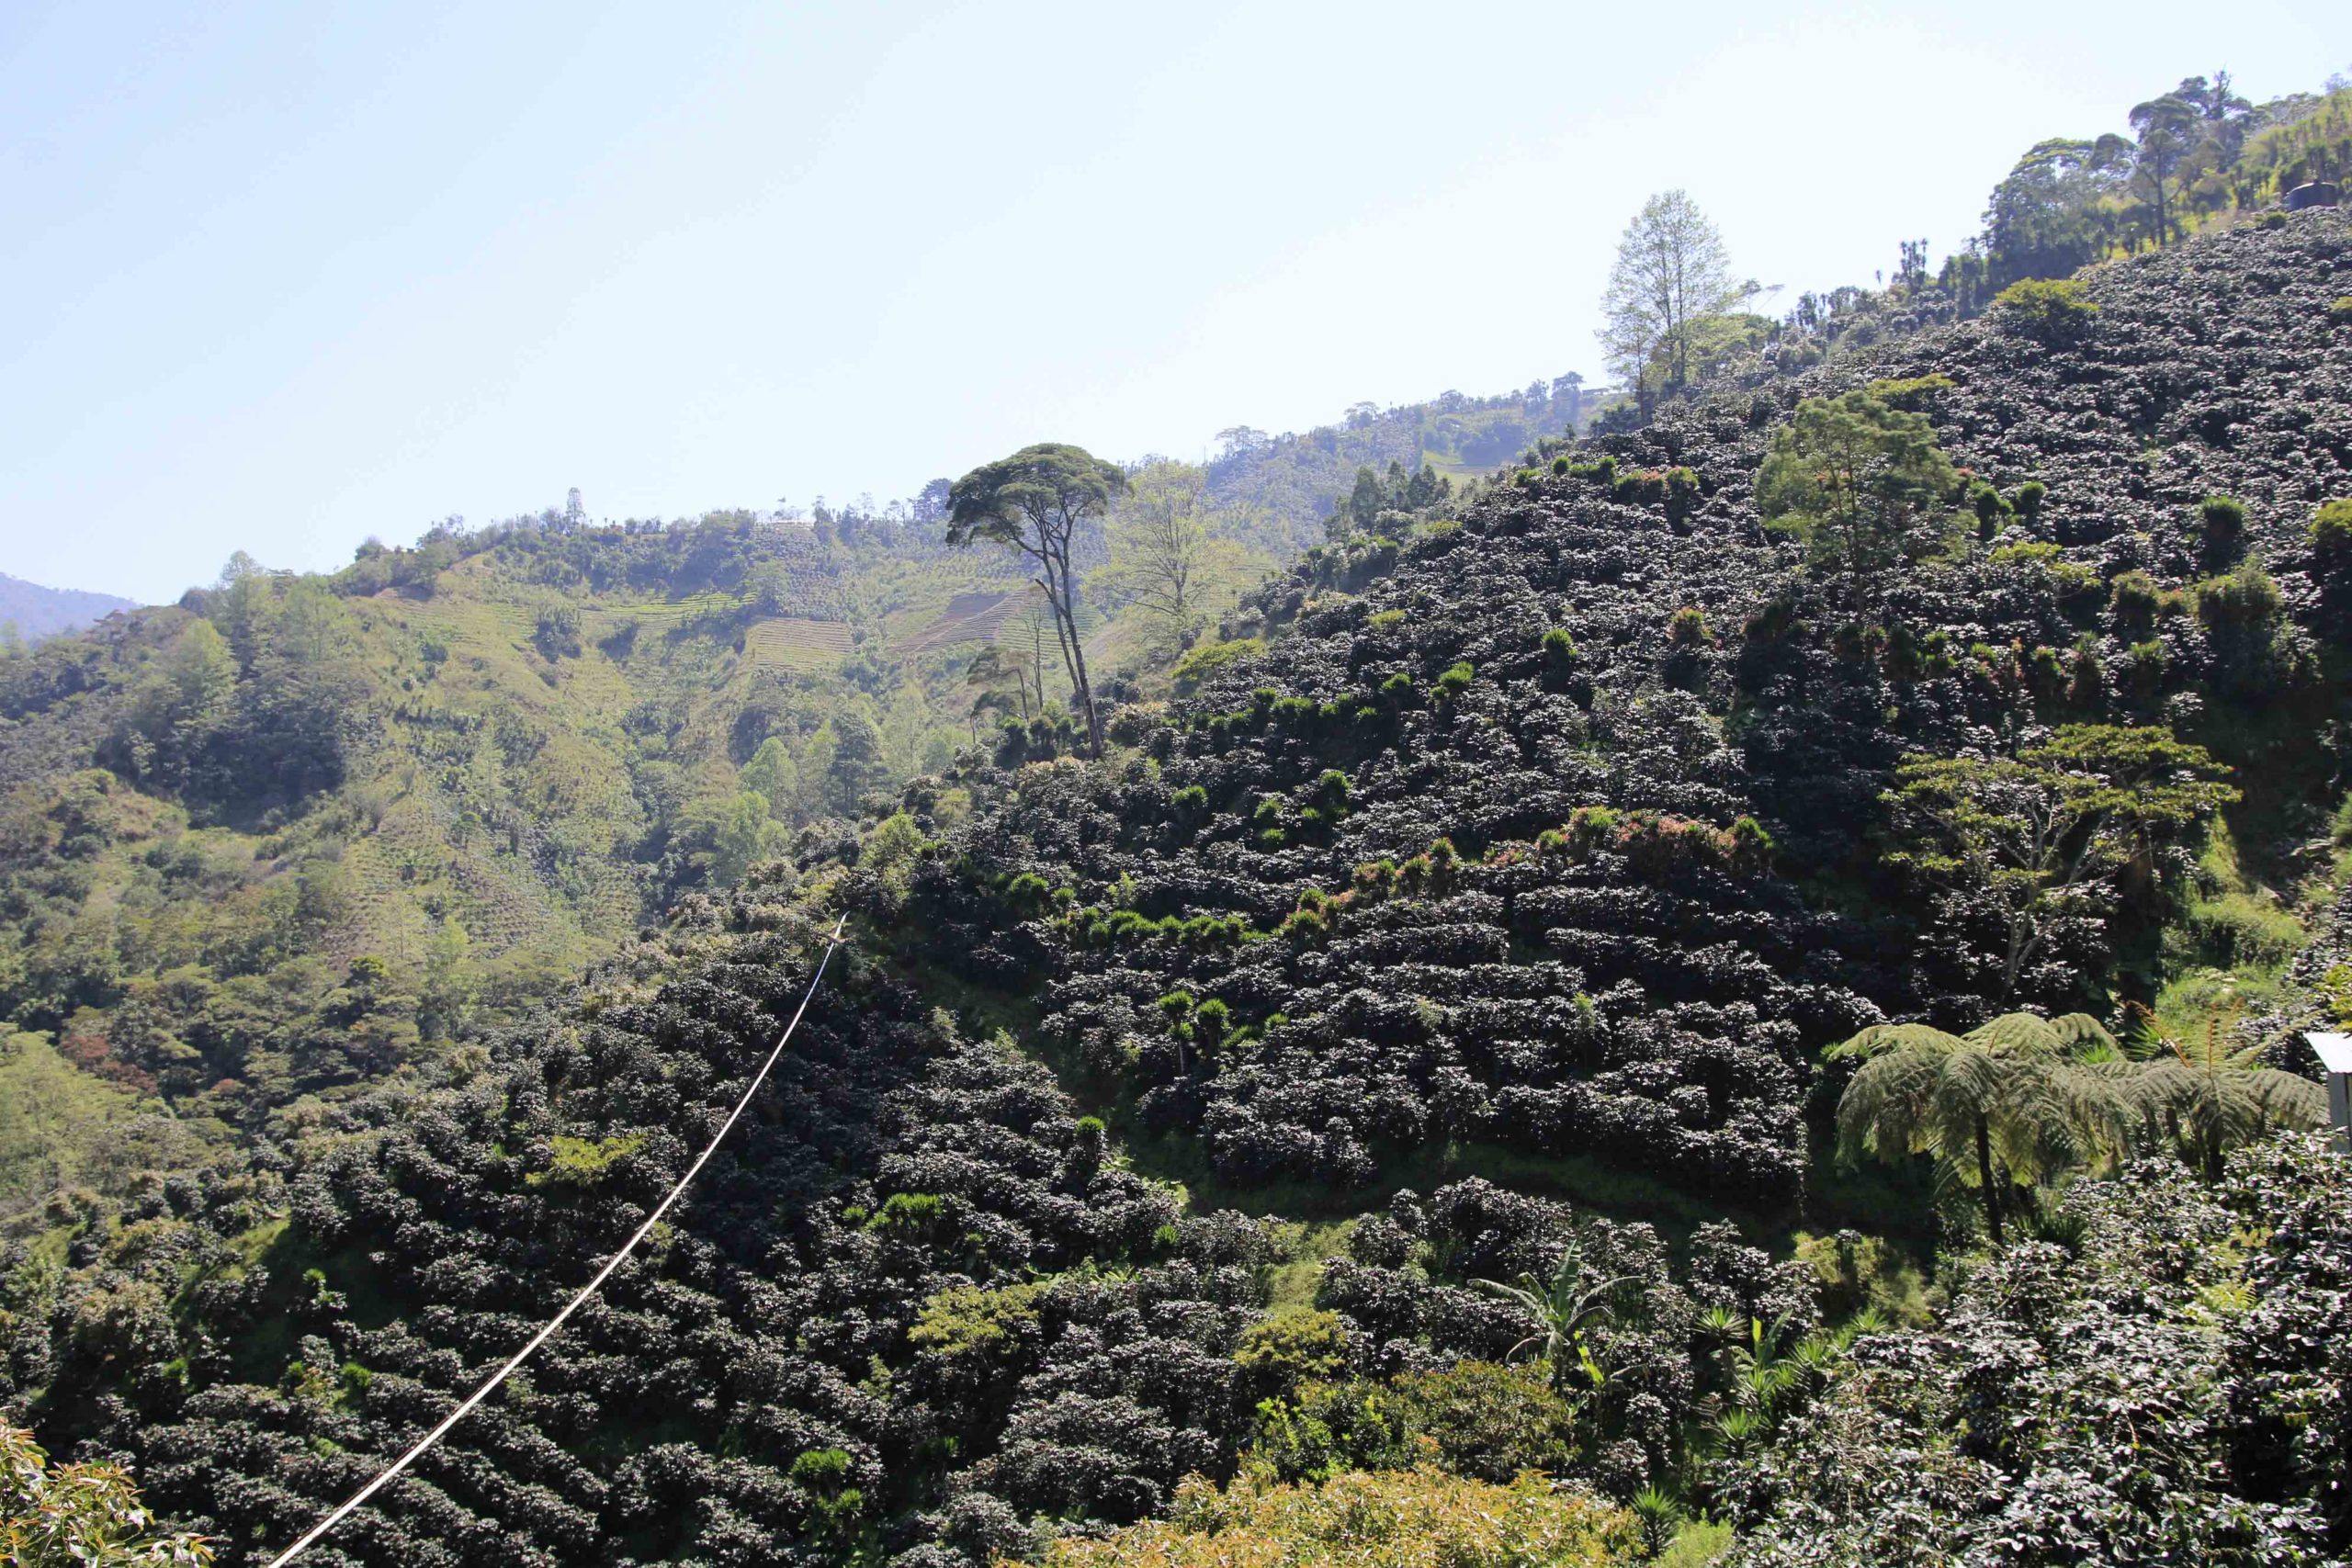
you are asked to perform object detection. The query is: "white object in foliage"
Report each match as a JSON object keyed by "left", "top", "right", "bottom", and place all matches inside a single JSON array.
[{"left": 2307, "top": 1032, "right": 2352, "bottom": 1154}]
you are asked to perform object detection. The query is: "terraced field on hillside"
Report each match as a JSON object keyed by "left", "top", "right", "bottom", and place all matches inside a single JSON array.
[
  {"left": 888, "top": 588, "right": 1031, "bottom": 656},
  {"left": 743, "top": 615, "right": 856, "bottom": 667}
]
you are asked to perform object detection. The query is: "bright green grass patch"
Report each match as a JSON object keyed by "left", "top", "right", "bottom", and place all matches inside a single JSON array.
[
  {"left": 2156, "top": 815, "right": 2317, "bottom": 1039},
  {"left": 30, "top": 1224, "right": 77, "bottom": 1271},
  {"left": 171, "top": 1216, "right": 289, "bottom": 1314},
  {"left": 1421, "top": 455, "right": 1506, "bottom": 491},
  {"left": 0, "top": 1029, "right": 149, "bottom": 1213},
  {"left": 1657, "top": 1517, "right": 1735, "bottom": 1567},
  {"left": 743, "top": 615, "right": 855, "bottom": 668},
  {"left": 1266, "top": 1219, "right": 1359, "bottom": 1313}
]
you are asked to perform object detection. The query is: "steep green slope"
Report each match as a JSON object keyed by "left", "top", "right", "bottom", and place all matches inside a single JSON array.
[
  {"left": 4, "top": 207, "right": 2340, "bottom": 1567},
  {"left": 0, "top": 515, "right": 1033, "bottom": 1161},
  {"left": 904, "top": 208, "right": 2352, "bottom": 1229},
  {"left": 0, "top": 368, "right": 1611, "bottom": 1205},
  {"left": 0, "top": 1027, "right": 154, "bottom": 1209}
]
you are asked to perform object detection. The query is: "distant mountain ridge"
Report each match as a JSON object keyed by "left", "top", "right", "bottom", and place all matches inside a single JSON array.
[
  {"left": 1205, "top": 375, "right": 1621, "bottom": 556},
  {"left": 0, "top": 571, "right": 138, "bottom": 642}
]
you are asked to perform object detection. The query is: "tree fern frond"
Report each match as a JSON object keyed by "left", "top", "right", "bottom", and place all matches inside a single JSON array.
[
  {"left": 2047, "top": 1011, "right": 2120, "bottom": 1054},
  {"left": 1827, "top": 1022, "right": 1967, "bottom": 1061},
  {"left": 1968, "top": 1012, "right": 2065, "bottom": 1055},
  {"left": 1927, "top": 1151, "right": 1976, "bottom": 1198},
  {"left": 1838, "top": 1051, "right": 1939, "bottom": 1158},
  {"left": 2241, "top": 1069, "right": 2327, "bottom": 1129}
]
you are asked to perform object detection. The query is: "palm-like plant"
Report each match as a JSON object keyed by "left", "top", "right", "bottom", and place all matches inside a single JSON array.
[
  {"left": 1630, "top": 1485, "right": 1684, "bottom": 1558},
  {"left": 1784, "top": 1328, "right": 1843, "bottom": 1396},
  {"left": 1707, "top": 1310, "right": 1845, "bottom": 1422},
  {"left": 1832, "top": 1012, "right": 2134, "bottom": 1247},
  {"left": 1475, "top": 1237, "right": 1638, "bottom": 1396},
  {"left": 2121, "top": 998, "right": 2327, "bottom": 1180},
  {"left": 1727, "top": 1314, "right": 1801, "bottom": 1415},
  {"left": 1711, "top": 1405, "right": 1766, "bottom": 1460},
  {"left": 1696, "top": 1303, "right": 1746, "bottom": 1344}
]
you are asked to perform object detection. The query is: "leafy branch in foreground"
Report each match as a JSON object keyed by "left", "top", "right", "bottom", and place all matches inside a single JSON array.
[{"left": 2, "top": 1426, "right": 210, "bottom": 1566}]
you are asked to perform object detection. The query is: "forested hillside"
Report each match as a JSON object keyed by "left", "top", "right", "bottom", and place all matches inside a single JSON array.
[
  {"left": 0, "top": 512, "right": 1038, "bottom": 1204},
  {"left": 1205, "top": 376, "right": 1609, "bottom": 556},
  {"left": 0, "top": 367, "right": 1591, "bottom": 1224},
  {"left": 6, "top": 68, "right": 2352, "bottom": 1568}
]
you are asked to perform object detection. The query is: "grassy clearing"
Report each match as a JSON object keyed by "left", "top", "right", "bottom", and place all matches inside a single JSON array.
[
  {"left": 876, "top": 931, "right": 1047, "bottom": 1055},
  {"left": 888, "top": 591, "right": 1025, "bottom": 657},
  {"left": 172, "top": 1216, "right": 289, "bottom": 1314},
  {"left": 2155, "top": 812, "right": 2327, "bottom": 1042},
  {"left": 226, "top": 1224, "right": 401, "bottom": 1383},
  {"left": 0, "top": 1029, "right": 149, "bottom": 1214},
  {"left": 1266, "top": 1218, "right": 1358, "bottom": 1311},
  {"left": 1420, "top": 455, "right": 1505, "bottom": 492}
]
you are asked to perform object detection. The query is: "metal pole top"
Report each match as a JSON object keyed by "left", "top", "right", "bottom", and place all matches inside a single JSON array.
[
  {"left": 2308, "top": 1033, "right": 2352, "bottom": 1156},
  {"left": 2307, "top": 1032, "right": 2352, "bottom": 1075}
]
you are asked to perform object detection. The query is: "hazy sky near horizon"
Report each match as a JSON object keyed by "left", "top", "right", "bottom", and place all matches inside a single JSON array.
[{"left": 3, "top": 1, "right": 2345, "bottom": 604}]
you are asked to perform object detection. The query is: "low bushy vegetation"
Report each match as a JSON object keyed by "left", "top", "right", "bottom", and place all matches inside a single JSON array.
[{"left": 3, "top": 73, "right": 2352, "bottom": 1568}]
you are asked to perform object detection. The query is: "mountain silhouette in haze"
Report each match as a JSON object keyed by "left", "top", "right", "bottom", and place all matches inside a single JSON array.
[{"left": 0, "top": 570, "right": 138, "bottom": 642}]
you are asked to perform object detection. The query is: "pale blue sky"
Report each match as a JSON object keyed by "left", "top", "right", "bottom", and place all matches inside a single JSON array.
[{"left": 3, "top": 0, "right": 2344, "bottom": 604}]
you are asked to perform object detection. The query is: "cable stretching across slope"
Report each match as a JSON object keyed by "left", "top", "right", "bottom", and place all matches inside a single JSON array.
[{"left": 262, "top": 915, "right": 849, "bottom": 1568}]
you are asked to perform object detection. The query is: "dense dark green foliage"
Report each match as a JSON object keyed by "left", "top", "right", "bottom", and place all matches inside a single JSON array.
[
  {"left": 1720, "top": 1140, "right": 2351, "bottom": 1563},
  {"left": 4, "top": 103, "right": 2352, "bottom": 1568},
  {"left": 903, "top": 209, "right": 2352, "bottom": 1220}
]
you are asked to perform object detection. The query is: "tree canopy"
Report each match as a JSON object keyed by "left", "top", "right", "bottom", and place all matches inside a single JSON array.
[
  {"left": 1090, "top": 461, "right": 1261, "bottom": 664},
  {"left": 1831, "top": 1011, "right": 2130, "bottom": 1244},
  {"left": 1882, "top": 725, "right": 2237, "bottom": 1002},
  {"left": 1598, "top": 190, "right": 1753, "bottom": 412},
  {"left": 1757, "top": 389, "right": 1960, "bottom": 589},
  {"left": 947, "top": 443, "right": 1127, "bottom": 753}
]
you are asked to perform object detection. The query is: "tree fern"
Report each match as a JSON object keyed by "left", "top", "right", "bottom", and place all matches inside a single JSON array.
[
  {"left": 1834, "top": 1012, "right": 2136, "bottom": 1245},
  {"left": 2124, "top": 1000, "right": 2326, "bottom": 1179}
]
